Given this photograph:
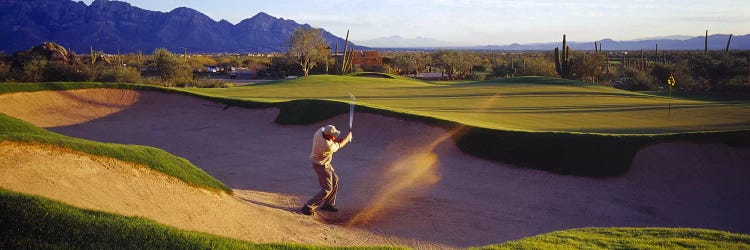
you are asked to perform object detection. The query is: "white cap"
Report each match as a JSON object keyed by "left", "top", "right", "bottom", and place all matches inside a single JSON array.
[{"left": 322, "top": 125, "right": 340, "bottom": 137}]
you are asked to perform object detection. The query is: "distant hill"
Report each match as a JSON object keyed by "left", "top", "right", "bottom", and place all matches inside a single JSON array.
[
  {"left": 631, "top": 35, "right": 694, "bottom": 41},
  {"left": 465, "top": 34, "right": 750, "bottom": 51},
  {"left": 0, "top": 0, "right": 363, "bottom": 54},
  {"left": 357, "top": 36, "right": 457, "bottom": 48}
]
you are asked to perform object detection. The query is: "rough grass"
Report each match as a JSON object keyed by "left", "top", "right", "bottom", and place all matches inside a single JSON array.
[
  {"left": 478, "top": 227, "right": 750, "bottom": 249},
  {"left": 0, "top": 113, "right": 230, "bottom": 192},
  {"left": 0, "top": 189, "right": 400, "bottom": 250}
]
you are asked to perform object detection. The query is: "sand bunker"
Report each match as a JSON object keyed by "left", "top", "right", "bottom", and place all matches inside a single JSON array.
[
  {"left": 1, "top": 88, "right": 749, "bottom": 248},
  {"left": 0, "top": 141, "right": 440, "bottom": 248},
  {"left": 0, "top": 88, "right": 139, "bottom": 127}
]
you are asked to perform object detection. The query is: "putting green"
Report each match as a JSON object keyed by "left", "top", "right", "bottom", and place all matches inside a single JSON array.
[{"left": 187, "top": 75, "right": 750, "bottom": 134}]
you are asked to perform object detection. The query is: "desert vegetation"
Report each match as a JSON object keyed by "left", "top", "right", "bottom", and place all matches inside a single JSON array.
[{"left": 1, "top": 36, "right": 747, "bottom": 94}]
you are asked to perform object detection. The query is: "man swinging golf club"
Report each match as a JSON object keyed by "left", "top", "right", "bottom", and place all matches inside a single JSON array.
[{"left": 301, "top": 124, "right": 353, "bottom": 215}]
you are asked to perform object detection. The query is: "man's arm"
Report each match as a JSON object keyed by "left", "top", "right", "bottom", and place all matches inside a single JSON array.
[{"left": 334, "top": 132, "right": 353, "bottom": 148}]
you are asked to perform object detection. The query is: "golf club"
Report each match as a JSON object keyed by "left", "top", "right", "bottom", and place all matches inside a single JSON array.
[{"left": 348, "top": 93, "right": 356, "bottom": 140}]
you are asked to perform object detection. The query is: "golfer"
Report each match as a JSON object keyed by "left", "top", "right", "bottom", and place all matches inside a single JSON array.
[{"left": 301, "top": 125, "right": 353, "bottom": 216}]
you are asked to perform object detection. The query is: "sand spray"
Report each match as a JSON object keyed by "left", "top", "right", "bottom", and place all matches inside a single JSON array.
[{"left": 347, "top": 94, "right": 499, "bottom": 226}]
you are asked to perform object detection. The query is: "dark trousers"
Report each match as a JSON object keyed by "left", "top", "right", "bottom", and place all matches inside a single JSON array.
[{"left": 304, "top": 163, "right": 339, "bottom": 208}]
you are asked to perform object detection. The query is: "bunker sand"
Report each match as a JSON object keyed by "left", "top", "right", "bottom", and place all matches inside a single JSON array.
[
  {"left": 1, "top": 88, "right": 749, "bottom": 248},
  {"left": 0, "top": 88, "right": 140, "bottom": 127},
  {"left": 0, "top": 141, "right": 438, "bottom": 248}
]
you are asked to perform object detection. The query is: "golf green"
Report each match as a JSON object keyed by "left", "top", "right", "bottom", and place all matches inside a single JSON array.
[{"left": 188, "top": 75, "right": 750, "bottom": 134}]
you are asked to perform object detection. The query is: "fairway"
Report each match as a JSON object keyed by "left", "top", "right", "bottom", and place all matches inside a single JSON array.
[{"left": 187, "top": 75, "right": 750, "bottom": 134}]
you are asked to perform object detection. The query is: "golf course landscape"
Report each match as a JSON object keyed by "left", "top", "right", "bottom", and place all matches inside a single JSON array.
[{"left": 1, "top": 75, "right": 749, "bottom": 249}]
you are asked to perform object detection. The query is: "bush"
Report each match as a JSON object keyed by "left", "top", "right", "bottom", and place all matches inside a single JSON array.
[
  {"left": 143, "top": 48, "right": 192, "bottom": 83},
  {"left": 615, "top": 67, "right": 654, "bottom": 91},
  {"left": 522, "top": 56, "right": 558, "bottom": 77},
  {"left": 0, "top": 60, "right": 11, "bottom": 82},
  {"left": 650, "top": 63, "right": 700, "bottom": 92},
  {"left": 97, "top": 66, "right": 141, "bottom": 83},
  {"left": 191, "top": 79, "right": 225, "bottom": 88},
  {"left": 688, "top": 54, "right": 749, "bottom": 91},
  {"left": 22, "top": 59, "right": 47, "bottom": 82}
]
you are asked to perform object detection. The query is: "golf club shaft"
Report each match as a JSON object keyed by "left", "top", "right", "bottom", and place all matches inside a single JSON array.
[{"left": 348, "top": 93, "right": 355, "bottom": 141}]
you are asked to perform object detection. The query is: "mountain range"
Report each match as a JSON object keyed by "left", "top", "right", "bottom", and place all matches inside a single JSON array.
[
  {"left": 366, "top": 35, "right": 749, "bottom": 51},
  {"left": 0, "top": 0, "right": 747, "bottom": 54},
  {"left": 468, "top": 34, "right": 750, "bottom": 51},
  {"left": 0, "top": 0, "right": 360, "bottom": 54}
]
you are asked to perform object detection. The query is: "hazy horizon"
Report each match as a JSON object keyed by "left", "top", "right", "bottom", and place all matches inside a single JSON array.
[{"left": 80, "top": 0, "right": 749, "bottom": 46}]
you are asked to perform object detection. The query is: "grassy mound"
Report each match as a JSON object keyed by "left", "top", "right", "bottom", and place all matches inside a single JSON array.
[
  {"left": 0, "top": 189, "right": 399, "bottom": 249},
  {"left": 0, "top": 113, "right": 229, "bottom": 192},
  {"left": 480, "top": 227, "right": 750, "bottom": 249}
]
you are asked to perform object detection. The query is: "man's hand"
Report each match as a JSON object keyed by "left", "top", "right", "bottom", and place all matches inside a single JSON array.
[{"left": 337, "top": 132, "right": 353, "bottom": 147}]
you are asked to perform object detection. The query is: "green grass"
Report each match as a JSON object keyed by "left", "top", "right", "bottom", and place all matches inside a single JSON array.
[
  {"left": 187, "top": 75, "right": 750, "bottom": 135},
  {"left": 478, "top": 227, "right": 750, "bottom": 249},
  {"left": 0, "top": 188, "right": 400, "bottom": 249},
  {"left": 0, "top": 112, "right": 229, "bottom": 192}
]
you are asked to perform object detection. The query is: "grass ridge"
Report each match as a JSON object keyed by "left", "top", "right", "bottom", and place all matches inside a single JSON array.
[{"left": 477, "top": 227, "right": 750, "bottom": 249}]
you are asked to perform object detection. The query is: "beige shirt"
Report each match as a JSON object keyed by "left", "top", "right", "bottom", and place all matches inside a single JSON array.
[{"left": 310, "top": 127, "right": 342, "bottom": 166}]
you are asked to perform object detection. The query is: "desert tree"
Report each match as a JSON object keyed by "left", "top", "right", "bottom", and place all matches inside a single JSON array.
[
  {"left": 144, "top": 48, "right": 191, "bottom": 84},
  {"left": 287, "top": 28, "right": 329, "bottom": 77},
  {"left": 392, "top": 53, "right": 418, "bottom": 76}
]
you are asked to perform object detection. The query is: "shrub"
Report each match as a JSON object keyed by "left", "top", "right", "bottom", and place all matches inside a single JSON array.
[
  {"left": 97, "top": 66, "right": 141, "bottom": 83},
  {"left": 143, "top": 48, "right": 192, "bottom": 83},
  {"left": 616, "top": 67, "right": 654, "bottom": 91},
  {"left": 192, "top": 79, "right": 225, "bottom": 88},
  {"left": 0, "top": 60, "right": 11, "bottom": 82},
  {"left": 22, "top": 59, "right": 47, "bottom": 82}
]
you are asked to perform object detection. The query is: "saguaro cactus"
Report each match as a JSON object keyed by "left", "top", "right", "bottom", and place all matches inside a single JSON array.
[
  {"left": 90, "top": 46, "right": 96, "bottom": 64},
  {"left": 341, "top": 30, "right": 350, "bottom": 75},
  {"left": 554, "top": 34, "right": 572, "bottom": 78},
  {"left": 704, "top": 30, "right": 708, "bottom": 56},
  {"left": 725, "top": 34, "right": 733, "bottom": 53}
]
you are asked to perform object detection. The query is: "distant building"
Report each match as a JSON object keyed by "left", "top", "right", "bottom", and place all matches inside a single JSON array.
[{"left": 351, "top": 50, "right": 383, "bottom": 69}]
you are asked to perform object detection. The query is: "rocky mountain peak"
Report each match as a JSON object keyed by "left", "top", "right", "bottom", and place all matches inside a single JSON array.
[{"left": 0, "top": 0, "right": 361, "bottom": 53}]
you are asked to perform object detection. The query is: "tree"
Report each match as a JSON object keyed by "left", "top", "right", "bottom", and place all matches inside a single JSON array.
[
  {"left": 22, "top": 58, "right": 47, "bottom": 82},
  {"left": 0, "top": 54, "right": 11, "bottom": 82},
  {"left": 144, "top": 48, "right": 191, "bottom": 83},
  {"left": 392, "top": 53, "right": 418, "bottom": 76},
  {"left": 688, "top": 53, "right": 748, "bottom": 91},
  {"left": 287, "top": 28, "right": 329, "bottom": 77}
]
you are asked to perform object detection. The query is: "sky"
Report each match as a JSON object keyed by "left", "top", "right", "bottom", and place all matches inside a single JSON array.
[{"left": 81, "top": 0, "right": 749, "bottom": 46}]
